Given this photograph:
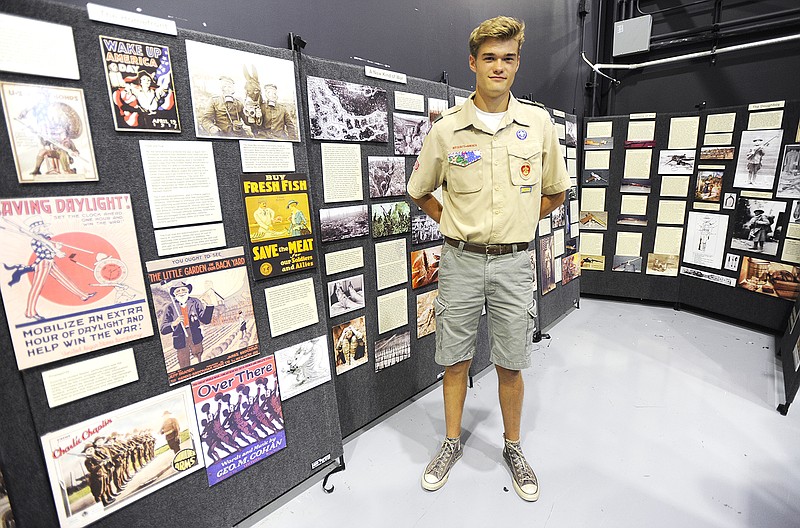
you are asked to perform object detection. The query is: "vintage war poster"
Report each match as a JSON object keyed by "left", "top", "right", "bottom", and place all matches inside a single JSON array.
[
  {"left": 146, "top": 247, "right": 259, "bottom": 385},
  {"left": 240, "top": 172, "right": 317, "bottom": 279},
  {"left": 0, "top": 194, "right": 153, "bottom": 370},
  {"left": 99, "top": 35, "right": 180, "bottom": 132},
  {"left": 40, "top": 387, "right": 201, "bottom": 528},
  {"left": 191, "top": 355, "right": 286, "bottom": 486},
  {"left": 0, "top": 82, "right": 99, "bottom": 183}
]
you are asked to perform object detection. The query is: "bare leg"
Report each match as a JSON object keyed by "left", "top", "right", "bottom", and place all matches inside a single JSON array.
[
  {"left": 443, "top": 359, "right": 471, "bottom": 438},
  {"left": 496, "top": 365, "right": 524, "bottom": 442}
]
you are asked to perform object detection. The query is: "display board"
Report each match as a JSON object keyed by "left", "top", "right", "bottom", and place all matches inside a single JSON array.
[
  {"left": 0, "top": 2, "right": 582, "bottom": 525},
  {"left": 581, "top": 101, "right": 800, "bottom": 332},
  {"left": 0, "top": 2, "right": 342, "bottom": 526}
]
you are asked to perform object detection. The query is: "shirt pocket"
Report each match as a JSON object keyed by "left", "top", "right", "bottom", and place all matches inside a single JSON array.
[
  {"left": 507, "top": 144, "right": 542, "bottom": 187},
  {"left": 446, "top": 151, "right": 483, "bottom": 194}
]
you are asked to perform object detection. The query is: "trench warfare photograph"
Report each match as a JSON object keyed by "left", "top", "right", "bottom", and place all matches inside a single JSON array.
[
  {"left": 40, "top": 388, "right": 201, "bottom": 528},
  {"left": 319, "top": 205, "right": 369, "bottom": 243},
  {"left": 375, "top": 330, "right": 411, "bottom": 372},
  {"left": 191, "top": 356, "right": 286, "bottom": 485},
  {"left": 274, "top": 335, "right": 332, "bottom": 400},
  {"left": 394, "top": 112, "right": 431, "bottom": 155},
  {"left": 185, "top": 40, "right": 300, "bottom": 141},
  {"left": 99, "top": 36, "right": 180, "bottom": 132},
  {"left": 307, "top": 76, "right": 388, "bottom": 142},
  {"left": 1, "top": 82, "right": 98, "bottom": 183},
  {"left": 412, "top": 212, "right": 443, "bottom": 244},
  {"left": 734, "top": 130, "right": 783, "bottom": 189},
  {"left": 0, "top": 194, "right": 153, "bottom": 370},
  {"left": 371, "top": 201, "right": 411, "bottom": 238},
  {"left": 368, "top": 156, "right": 407, "bottom": 198}
]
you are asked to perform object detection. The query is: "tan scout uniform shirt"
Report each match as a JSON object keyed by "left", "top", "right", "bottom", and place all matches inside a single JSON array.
[{"left": 407, "top": 93, "right": 570, "bottom": 245}]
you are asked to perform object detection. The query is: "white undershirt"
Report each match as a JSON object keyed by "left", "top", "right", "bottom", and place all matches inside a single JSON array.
[{"left": 474, "top": 107, "right": 506, "bottom": 133}]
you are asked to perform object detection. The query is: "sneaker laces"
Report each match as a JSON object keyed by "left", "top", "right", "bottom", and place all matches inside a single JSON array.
[
  {"left": 429, "top": 439, "right": 458, "bottom": 477},
  {"left": 506, "top": 442, "right": 535, "bottom": 483}
]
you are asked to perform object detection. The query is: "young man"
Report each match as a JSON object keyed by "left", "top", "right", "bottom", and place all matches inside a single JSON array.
[{"left": 407, "top": 16, "right": 570, "bottom": 502}]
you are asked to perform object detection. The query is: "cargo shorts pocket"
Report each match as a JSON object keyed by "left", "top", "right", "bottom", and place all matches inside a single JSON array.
[
  {"left": 434, "top": 296, "right": 448, "bottom": 353},
  {"left": 525, "top": 299, "right": 538, "bottom": 354}
]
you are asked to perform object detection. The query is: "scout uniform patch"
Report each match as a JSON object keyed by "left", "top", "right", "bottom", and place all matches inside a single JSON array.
[{"left": 448, "top": 150, "right": 481, "bottom": 167}]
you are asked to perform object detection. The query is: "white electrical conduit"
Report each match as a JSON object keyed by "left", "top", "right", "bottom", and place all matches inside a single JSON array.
[{"left": 582, "top": 32, "right": 800, "bottom": 85}]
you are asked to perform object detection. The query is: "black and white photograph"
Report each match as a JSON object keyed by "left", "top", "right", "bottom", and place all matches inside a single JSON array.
[
  {"left": 371, "top": 201, "right": 411, "bottom": 238},
  {"left": 320, "top": 205, "right": 369, "bottom": 243},
  {"left": 327, "top": 274, "right": 366, "bottom": 318},
  {"left": 730, "top": 197, "right": 786, "bottom": 256},
  {"left": 657, "top": 149, "right": 695, "bottom": 174},
  {"left": 565, "top": 113, "right": 578, "bottom": 147},
  {"left": 582, "top": 169, "right": 610, "bottom": 187},
  {"left": 551, "top": 203, "right": 567, "bottom": 229},
  {"left": 274, "top": 335, "right": 332, "bottom": 401},
  {"left": 374, "top": 330, "right": 411, "bottom": 372},
  {"left": 394, "top": 112, "right": 431, "bottom": 155},
  {"left": 612, "top": 255, "right": 643, "bottom": 273},
  {"left": 185, "top": 40, "right": 300, "bottom": 141},
  {"left": 733, "top": 130, "right": 784, "bottom": 189},
  {"left": 724, "top": 253, "right": 741, "bottom": 272},
  {"left": 428, "top": 97, "right": 448, "bottom": 124},
  {"left": 723, "top": 192, "right": 737, "bottom": 210},
  {"left": 775, "top": 144, "right": 800, "bottom": 198},
  {"left": 620, "top": 178, "right": 651, "bottom": 194},
  {"left": 368, "top": 156, "right": 406, "bottom": 198},
  {"left": 412, "top": 212, "right": 443, "bottom": 244},
  {"left": 307, "top": 76, "right": 388, "bottom": 142}
]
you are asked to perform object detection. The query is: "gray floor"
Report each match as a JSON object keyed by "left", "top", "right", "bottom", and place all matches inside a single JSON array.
[{"left": 242, "top": 298, "right": 800, "bottom": 528}]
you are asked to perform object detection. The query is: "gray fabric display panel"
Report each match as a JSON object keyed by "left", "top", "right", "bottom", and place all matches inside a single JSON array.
[
  {"left": 0, "top": 1, "right": 342, "bottom": 526},
  {"left": 581, "top": 102, "right": 800, "bottom": 331},
  {"left": 300, "top": 56, "right": 449, "bottom": 438}
]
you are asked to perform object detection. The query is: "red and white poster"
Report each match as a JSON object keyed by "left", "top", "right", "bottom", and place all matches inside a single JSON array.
[{"left": 0, "top": 194, "right": 153, "bottom": 370}]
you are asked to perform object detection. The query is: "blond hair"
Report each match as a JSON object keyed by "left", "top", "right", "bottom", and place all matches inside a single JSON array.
[{"left": 469, "top": 16, "right": 525, "bottom": 57}]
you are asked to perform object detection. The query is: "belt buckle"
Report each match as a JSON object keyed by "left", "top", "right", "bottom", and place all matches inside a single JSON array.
[{"left": 486, "top": 244, "right": 502, "bottom": 255}]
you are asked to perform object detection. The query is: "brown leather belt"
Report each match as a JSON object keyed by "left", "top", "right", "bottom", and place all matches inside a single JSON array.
[{"left": 444, "top": 236, "right": 528, "bottom": 255}]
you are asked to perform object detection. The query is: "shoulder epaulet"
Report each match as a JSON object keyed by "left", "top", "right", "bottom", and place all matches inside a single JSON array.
[
  {"left": 433, "top": 105, "right": 462, "bottom": 124},
  {"left": 519, "top": 99, "right": 546, "bottom": 109}
]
